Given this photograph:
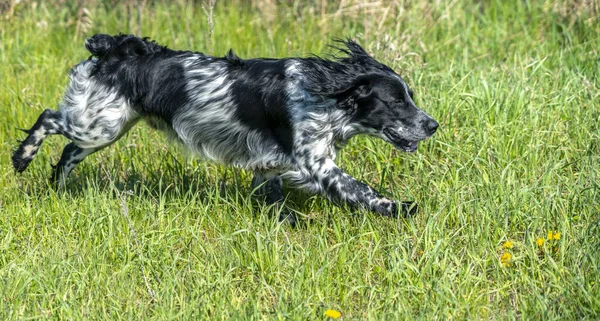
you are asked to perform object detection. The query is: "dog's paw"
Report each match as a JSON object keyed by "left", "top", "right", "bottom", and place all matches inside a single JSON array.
[
  {"left": 372, "top": 199, "right": 418, "bottom": 218},
  {"left": 372, "top": 198, "right": 398, "bottom": 217},
  {"left": 399, "top": 201, "right": 418, "bottom": 217},
  {"left": 278, "top": 211, "right": 297, "bottom": 227},
  {"left": 12, "top": 153, "right": 31, "bottom": 173}
]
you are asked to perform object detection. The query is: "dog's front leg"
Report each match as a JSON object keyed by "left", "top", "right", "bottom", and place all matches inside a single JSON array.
[
  {"left": 303, "top": 158, "right": 415, "bottom": 217},
  {"left": 251, "top": 173, "right": 284, "bottom": 205},
  {"left": 251, "top": 173, "right": 296, "bottom": 225}
]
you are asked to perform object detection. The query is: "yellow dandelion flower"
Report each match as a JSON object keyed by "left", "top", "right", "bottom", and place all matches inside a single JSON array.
[
  {"left": 502, "top": 240, "right": 514, "bottom": 249},
  {"left": 536, "top": 238, "right": 545, "bottom": 246},
  {"left": 325, "top": 309, "right": 341, "bottom": 319},
  {"left": 553, "top": 232, "right": 561, "bottom": 240},
  {"left": 500, "top": 252, "right": 512, "bottom": 267},
  {"left": 547, "top": 231, "right": 554, "bottom": 240}
]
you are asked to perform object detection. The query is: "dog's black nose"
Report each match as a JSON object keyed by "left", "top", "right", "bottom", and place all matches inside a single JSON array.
[{"left": 425, "top": 119, "right": 439, "bottom": 134}]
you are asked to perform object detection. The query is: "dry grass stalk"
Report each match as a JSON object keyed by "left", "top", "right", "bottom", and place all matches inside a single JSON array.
[{"left": 201, "top": 0, "right": 216, "bottom": 55}]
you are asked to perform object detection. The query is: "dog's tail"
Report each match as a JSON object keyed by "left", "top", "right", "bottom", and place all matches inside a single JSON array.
[{"left": 84, "top": 34, "right": 166, "bottom": 59}]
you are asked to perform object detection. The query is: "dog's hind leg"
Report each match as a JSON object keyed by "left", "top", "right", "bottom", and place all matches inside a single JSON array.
[
  {"left": 12, "top": 109, "right": 70, "bottom": 173},
  {"left": 49, "top": 110, "right": 139, "bottom": 187},
  {"left": 13, "top": 60, "right": 139, "bottom": 185},
  {"left": 51, "top": 143, "right": 100, "bottom": 187},
  {"left": 50, "top": 113, "right": 138, "bottom": 187},
  {"left": 48, "top": 72, "right": 139, "bottom": 186}
]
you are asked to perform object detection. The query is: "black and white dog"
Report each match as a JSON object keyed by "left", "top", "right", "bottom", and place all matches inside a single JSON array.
[{"left": 12, "top": 34, "right": 438, "bottom": 218}]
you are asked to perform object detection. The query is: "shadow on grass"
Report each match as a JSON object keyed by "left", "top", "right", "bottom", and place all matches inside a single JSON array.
[{"left": 15, "top": 161, "right": 326, "bottom": 228}]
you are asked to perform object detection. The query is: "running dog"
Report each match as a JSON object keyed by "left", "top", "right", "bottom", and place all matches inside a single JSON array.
[{"left": 12, "top": 34, "right": 438, "bottom": 218}]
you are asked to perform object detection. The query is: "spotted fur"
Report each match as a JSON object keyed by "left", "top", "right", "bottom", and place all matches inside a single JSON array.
[{"left": 12, "top": 34, "right": 438, "bottom": 218}]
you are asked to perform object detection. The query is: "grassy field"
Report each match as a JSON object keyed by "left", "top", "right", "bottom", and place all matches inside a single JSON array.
[{"left": 1, "top": 0, "right": 599, "bottom": 319}]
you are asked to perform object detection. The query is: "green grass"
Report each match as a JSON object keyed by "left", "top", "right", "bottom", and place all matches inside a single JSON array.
[{"left": 1, "top": 0, "right": 599, "bottom": 319}]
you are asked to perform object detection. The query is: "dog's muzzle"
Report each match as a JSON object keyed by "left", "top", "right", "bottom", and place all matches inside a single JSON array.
[{"left": 383, "top": 128, "right": 419, "bottom": 152}]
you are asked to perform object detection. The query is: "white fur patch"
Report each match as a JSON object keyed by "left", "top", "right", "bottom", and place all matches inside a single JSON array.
[{"left": 60, "top": 60, "right": 139, "bottom": 149}]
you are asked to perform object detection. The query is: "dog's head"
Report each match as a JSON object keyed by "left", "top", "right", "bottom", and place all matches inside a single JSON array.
[
  {"left": 334, "top": 73, "right": 438, "bottom": 152},
  {"left": 332, "top": 42, "right": 438, "bottom": 152}
]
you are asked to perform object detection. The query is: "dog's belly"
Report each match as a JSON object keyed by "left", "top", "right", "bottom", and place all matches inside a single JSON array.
[
  {"left": 168, "top": 114, "right": 293, "bottom": 170},
  {"left": 190, "top": 136, "right": 294, "bottom": 171}
]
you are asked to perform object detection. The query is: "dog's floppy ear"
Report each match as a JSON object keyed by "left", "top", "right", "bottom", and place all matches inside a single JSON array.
[{"left": 334, "top": 74, "right": 377, "bottom": 113}]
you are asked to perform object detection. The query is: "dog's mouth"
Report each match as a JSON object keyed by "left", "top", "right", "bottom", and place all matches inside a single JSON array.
[{"left": 383, "top": 128, "right": 418, "bottom": 152}]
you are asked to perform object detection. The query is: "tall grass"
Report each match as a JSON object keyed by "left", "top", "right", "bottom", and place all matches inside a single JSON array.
[{"left": 1, "top": 0, "right": 599, "bottom": 319}]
